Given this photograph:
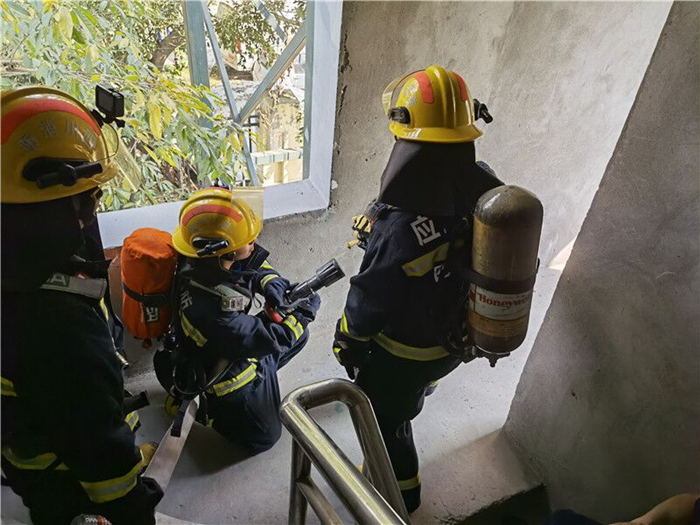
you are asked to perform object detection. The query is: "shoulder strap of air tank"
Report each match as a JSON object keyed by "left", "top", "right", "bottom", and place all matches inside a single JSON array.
[{"left": 366, "top": 200, "right": 392, "bottom": 222}]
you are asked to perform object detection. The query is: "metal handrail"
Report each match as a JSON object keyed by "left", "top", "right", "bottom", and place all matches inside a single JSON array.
[{"left": 279, "top": 379, "right": 410, "bottom": 525}]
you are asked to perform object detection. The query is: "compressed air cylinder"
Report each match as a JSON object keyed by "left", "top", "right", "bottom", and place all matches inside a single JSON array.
[{"left": 467, "top": 185, "right": 543, "bottom": 355}]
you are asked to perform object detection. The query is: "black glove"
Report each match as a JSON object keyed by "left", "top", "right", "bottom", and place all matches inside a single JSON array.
[
  {"left": 332, "top": 320, "right": 370, "bottom": 380},
  {"left": 476, "top": 160, "right": 497, "bottom": 177},
  {"left": 294, "top": 292, "right": 321, "bottom": 323},
  {"left": 263, "top": 276, "right": 291, "bottom": 307}
]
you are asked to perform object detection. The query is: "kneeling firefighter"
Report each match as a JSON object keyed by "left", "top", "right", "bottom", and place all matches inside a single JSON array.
[
  {"left": 333, "top": 65, "right": 543, "bottom": 512},
  {"left": 1, "top": 86, "right": 163, "bottom": 524},
  {"left": 153, "top": 187, "right": 321, "bottom": 454}
]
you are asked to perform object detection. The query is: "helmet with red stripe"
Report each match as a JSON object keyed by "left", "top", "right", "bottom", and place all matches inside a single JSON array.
[
  {"left": 382, "top": 65, "right": 484, "bottom": 143},
  {"left": 1, "top": 86, "right": 127, "bottom": 204},
  {"left": 172, "top": 187, "right": 263, "bottom": 258}
]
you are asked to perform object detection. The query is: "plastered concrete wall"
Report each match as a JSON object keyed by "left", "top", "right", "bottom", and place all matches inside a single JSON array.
[
  {"left": 259, "top": 0, "right": 671, "bottom": 424},
  {"left": 504, "top": 2, "right": 700, "bottom": 520}
]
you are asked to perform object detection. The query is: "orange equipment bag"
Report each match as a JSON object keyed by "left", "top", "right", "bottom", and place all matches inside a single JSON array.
[{"left": 121, "top": 228, "right": 178, "bottom": 344}]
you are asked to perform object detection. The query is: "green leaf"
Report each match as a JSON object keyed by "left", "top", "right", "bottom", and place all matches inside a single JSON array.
[
  {"left": 70, "top": 12, "right": 86, "bottom": 44},
  {"left": 147, "top": 102, "right": 162, "bottom": 141},
  {"left": 133, "top": 89, "right": 145, "bottom": 110},
  {"left": 76, "top": 7, "right": 98, "bottom": 27},
  {"left": 88, "top": 44, "right": 99, "bottom": 62},
  {"left": 55, "top": 6, "right": 73, "bottom": 42},
  {"left": 159, "top": 148, "right": 177, "bottom": 168},
  {"left": 143, "top": 145, "right": 160, "bottom": 164},
  {"left": 6, "top": 2, "right": 29, "bottom": 17},
  {"left": 162, "top": 106, "right": 173, "bottom": 126}
]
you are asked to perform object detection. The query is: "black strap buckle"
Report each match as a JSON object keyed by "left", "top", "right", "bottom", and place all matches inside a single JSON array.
[
  {"left": 123, "top": 283, "right": 171, "bottom": 308},
  {"left": 473, "top": 99, "right": 493, "bottom": 123},
  {"left": 388, "top": 106, "right": 410, "bottom": 124}
]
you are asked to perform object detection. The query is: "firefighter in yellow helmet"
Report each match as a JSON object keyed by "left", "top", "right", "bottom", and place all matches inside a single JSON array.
[
  {"left": 1, "top": 86, "right": 162, "bottom": 524},
  {"left": 333, "top": 65, "right": 503, "bottom": 512},
  {"left": 154, "top": 186, "right": 321, "bottom": 454}
]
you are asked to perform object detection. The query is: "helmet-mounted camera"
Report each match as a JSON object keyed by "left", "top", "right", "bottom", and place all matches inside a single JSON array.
[{"left": 92, "top": 84, "right": 125, "bottom": 129}]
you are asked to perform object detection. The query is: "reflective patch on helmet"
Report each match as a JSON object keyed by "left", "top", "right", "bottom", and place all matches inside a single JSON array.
[
  {"left": 454, "top": 73, "right": 469, "bottom": 102},
  {"left": 182, "top": 204, "right": 243, "bottom": 226},
  {"left": 413, "top": 72, "right": 434, "bottom": 104},
  {"left": 402, "top": 80, "right": 419, "bottom": 108},
  {"left": 1, "top": 98, "right": 100, "bottom": 144}
]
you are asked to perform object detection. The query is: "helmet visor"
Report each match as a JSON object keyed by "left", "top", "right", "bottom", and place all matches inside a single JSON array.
[
  {"left": 231, "top": 187, "right": 264, "bottom": 234},
  {"left": 381, "top": 71, "right": 419, "bottom": 116},
  {"left": 95, "top": 123, "right": 142, "bottom": 190}
]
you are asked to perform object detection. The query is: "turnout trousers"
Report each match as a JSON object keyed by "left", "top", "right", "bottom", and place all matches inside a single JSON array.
[
  {"left": 355, "top": 341, "right": 461, "bottom": 512},
  {"left": 2, "top": 458, "right": 97, "bottom": 525},
  {"left": 205, "top": 331, "right": 309, "bottom": 455}
]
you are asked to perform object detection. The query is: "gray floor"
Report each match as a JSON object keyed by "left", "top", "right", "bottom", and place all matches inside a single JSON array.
[{"left": 1, "top": 313, "right": 539, "bottom": 525}]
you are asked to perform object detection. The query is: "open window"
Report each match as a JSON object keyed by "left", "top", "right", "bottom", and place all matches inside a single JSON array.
[{"left": 1, "top": 0, "right": 342, "bottom": 247}]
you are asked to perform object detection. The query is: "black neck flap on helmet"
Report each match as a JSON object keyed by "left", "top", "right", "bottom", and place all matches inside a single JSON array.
[
  {"left": 2, "top": 195, "right": 81, "bottom": 292},
  {"left": 377, "top": 140, "right": 503, "bottom": 218}
]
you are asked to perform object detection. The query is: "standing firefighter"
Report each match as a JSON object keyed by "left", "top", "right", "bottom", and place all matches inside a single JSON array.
[
  {"left": 153, "top": 187, "right": 321, "bottom": 454},
  {"left": 0, "top": 87, "right": 163, "bottom": 524},
  {"left": 333, "top": 65, "right": 503, "bottom": 512}
]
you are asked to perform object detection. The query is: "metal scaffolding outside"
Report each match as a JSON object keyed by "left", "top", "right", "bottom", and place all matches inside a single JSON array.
[{"left": 183, "top": 0, "right": 311, "bottom": 187}]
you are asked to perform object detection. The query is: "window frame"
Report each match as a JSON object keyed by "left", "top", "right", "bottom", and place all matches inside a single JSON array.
[{"left": 97, "top": 0, "right": 343, "bottom": 248}]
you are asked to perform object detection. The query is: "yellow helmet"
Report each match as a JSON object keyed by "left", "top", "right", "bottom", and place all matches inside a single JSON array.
[
  {"left": 1, "top": 86, "right": 124, "bottom": 204},
  {"left": 382, "top": 65, "right": 485, "bottom": 143},
  {"left": 172, "top": 187, "right": 263, "bottom": 258}
]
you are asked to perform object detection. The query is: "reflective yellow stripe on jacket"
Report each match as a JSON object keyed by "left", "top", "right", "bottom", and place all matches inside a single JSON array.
[
  {"left": 339, "top": 311, "right": 371, "bottom": 342},
  {"left": 2, "top": 448, "right": 61, "bottom": 470},
  {"left": 372, "top": 333, "right": 448, "bottom": 361},
  {"left": 1, "top": 376, "right": 17, "bottom": 397},
  {"left": 125, "top": 411, "right": 140, "bottom": 432},
  {"left": 80, "top": 457, "right": 143, "bottom": 503},
  {"left": 282, "top": 314, "right": 304, "bottom": 341},
  {"left": 401, "top": 242, "right": 450, "bottom": 277},
  {"left": 2, "top": 411, "right": 141, "bottom": 473},
  {"left": 180, "top": 311, "right": 207, "bottom": 347},
  {"left": 99, "top": 298, "right": 110, "bottom": 321},
  {"left": 260, "top": 274, "right": 280, "bottom": 289},
  {"left": 208, "top": 363, "right": 257, "bottom": 397}
]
